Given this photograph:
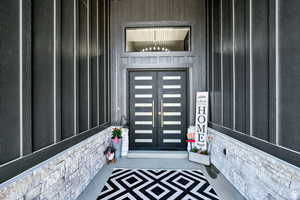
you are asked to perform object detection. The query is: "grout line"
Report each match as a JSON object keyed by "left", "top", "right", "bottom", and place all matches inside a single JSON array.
[
  {"left": 249, "top": 0, "right": 253, "bottom": 136},
  {"left": 275, "top": 0, "right": 280, "bottom": 145},
  {"left": 53, "top": 0, "right": 57, "bottom": 143},
  {"left": 19, "top": 0, "right": 23, "bottom": 156},
  {"left": 74, "top": 0, "right": 77, "bottom": 134}
]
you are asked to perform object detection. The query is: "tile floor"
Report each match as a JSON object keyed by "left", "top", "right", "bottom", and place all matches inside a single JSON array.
[{"left": 77, "top": 158, "right": 245, "bottom": 200}]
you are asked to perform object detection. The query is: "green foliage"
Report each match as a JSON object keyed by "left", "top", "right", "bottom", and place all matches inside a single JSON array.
[
  {"left": 112, "top": 128, "right": 122, "bottom": 139},
  {"left": 200, "top": 150, "right": 209, "bottom": 155},
  {"left": 191, "top": 147, "right": 198, "bottom": 153},
  {"left": 190, "top": 147, "right": 209, "bottom": 155}
]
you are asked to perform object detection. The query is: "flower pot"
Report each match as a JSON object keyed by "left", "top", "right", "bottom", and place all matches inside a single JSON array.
[
  {"left": 112, "top": 139, "right": 122, "bottom": 159},
  {"left": 189, "top": 152, "right": 210, "bottom": 166}
]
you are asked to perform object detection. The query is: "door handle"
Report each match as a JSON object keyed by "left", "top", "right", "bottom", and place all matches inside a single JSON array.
[
  {"left": 161, "top": 99, "right": 164, "bottom": 128},
  {"left": 152, "top": 100, "right": 155, "bottom": 128}
]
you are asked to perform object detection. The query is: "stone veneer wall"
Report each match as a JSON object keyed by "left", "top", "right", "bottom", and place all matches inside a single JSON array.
[
  {"left": 0, "top": 127, "right": 112, "bottom": 200},
  {"left": 209, "top": 128, "right": 300, "bottom": 200}
]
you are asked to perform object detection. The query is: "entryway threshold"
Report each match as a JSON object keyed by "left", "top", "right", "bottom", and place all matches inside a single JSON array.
[{"left": 127, "top": 150, "right": 188, "bottom": 159}]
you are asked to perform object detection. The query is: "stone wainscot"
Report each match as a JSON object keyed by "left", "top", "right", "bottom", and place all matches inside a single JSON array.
[
  {"left": 0, "top": 127, "right": 112, "bottom": 200},
  {"left": 209, "top": 128, "right": 300, "bottom": 200}
]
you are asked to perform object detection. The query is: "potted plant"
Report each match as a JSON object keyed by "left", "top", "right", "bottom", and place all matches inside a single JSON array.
[
  {"left": 111, "top": 128, "right": 122, "bottom": 159},
  {"left": 189, "top": 146, "right": 210, "bottom": 166},
  {"left": 187, "top": 133, "right": 212, "bottom": 166},
  {"left": 104, "top": 146, "right": 116, "bottom": 164}
]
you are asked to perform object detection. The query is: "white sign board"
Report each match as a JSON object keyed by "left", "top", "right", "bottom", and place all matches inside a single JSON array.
[{"left": 195, "top": 92, "right": 208, "bottom": 151}]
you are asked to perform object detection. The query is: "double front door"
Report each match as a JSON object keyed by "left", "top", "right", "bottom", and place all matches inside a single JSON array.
[{"left": 129, "top": 70, "right": 187, "bottom": 150}]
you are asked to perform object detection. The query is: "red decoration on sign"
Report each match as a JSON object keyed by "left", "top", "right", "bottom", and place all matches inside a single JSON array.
[{"left": 186, "top": 140, "right": 195, "bottom": 143}]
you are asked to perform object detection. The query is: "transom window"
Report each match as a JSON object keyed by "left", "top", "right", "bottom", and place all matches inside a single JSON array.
[{"left": 125, "top": 27, "right": 191, "bottom": 52}]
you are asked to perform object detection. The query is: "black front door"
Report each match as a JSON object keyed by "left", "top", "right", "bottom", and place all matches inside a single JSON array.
[{"left": 129, "top": 70, "right": 187, "bottom": 150}]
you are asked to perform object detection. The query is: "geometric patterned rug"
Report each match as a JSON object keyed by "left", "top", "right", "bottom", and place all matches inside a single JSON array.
[{"left": 97, "top": 168, "right": 220, "bottom": 200}]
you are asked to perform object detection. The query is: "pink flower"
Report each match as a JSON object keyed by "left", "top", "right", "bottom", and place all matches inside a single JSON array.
[{"left": 112, "top": 136, "right": 119, "bottom": 144}]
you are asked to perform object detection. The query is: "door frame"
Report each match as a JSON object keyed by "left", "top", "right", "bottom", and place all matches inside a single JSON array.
[{"left": 127, "top": 68, "right": 190, "bottom": 151}]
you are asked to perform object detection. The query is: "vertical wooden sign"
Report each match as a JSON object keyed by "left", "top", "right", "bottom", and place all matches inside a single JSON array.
[{"left": 195, "top": 92, "right": 208, "bottom": 151}]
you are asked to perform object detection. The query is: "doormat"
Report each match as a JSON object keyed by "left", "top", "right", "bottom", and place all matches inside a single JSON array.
[{"left": 97, "top": 168, "right": 220, "bottom": 200}]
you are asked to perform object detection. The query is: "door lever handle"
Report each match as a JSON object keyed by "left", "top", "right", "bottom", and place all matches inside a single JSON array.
[
  {"left": 161, "top": 100, "right": 164, "bottom": 128},
  {"left": 152, "top": 100, "right": 155, "bottom": 128}
]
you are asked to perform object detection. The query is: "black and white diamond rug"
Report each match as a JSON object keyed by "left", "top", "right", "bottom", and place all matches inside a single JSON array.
[{"left": 97, "top": 168, "right": 220, "bottom": 200}]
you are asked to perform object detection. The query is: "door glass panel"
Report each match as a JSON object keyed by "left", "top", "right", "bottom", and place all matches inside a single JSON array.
[
  {"left": 163, "top": 94, "right": 181, "bottom": 98},
  {"left": 163, "top": 85, "right": 181, "bottom": 89},
  {"left": 135, "top": 94, "right": 153, "bottom": 98},
  {"left": 135, "top": 103, "right": 152, "bottom": 107},
  {"left": 135, "top": 112, "right": 152, "bottom": 116},
  {"left": 134, "top": 76, "right": 153, "bottom": 80},
  {"left": 135, "top": 130, "right": 153, "bottom": 134},
  {"left": 163, "top": 103, "right": 181, "bottom": 107},
  {"left": 163, "top": 112, "right": 181, "bottom": 116},
  {"left": 163, "top": 130, "right": 181, "bottom": 134},
  {"left": 135, "top": 121, "right": 153, "bottom": 125},
  {"left": 135, "top": 139, "right": 152, "bottom": 143},
  {"left": 135, "top": 85, "right": 152, "bottom": 89},
  {"left": 163, "top": 76, "right": 181, "bottom": 80},
  {"left": 163, "top": 121, "right": 181, "bottom": 125},
  {"left": 163, "top": 139, "right": 181, "bottom": 143}
]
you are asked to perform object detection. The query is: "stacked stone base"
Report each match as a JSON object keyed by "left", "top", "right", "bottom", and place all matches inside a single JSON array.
[
  {"left": 209, "top": 128, "right": 300, "bottom": 200},
  {"left": 0, "top": 127, "right": 111, "bottom": 200}
]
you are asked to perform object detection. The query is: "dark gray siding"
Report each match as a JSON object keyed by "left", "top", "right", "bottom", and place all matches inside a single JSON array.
[
  {"left": 278, "top": 0, "right": 300, "bottom": 152},
  {"left": 32, "top": 0, "right": 55, "bottom": 151},
  {"left": 110, "top": 0, "right": 207, "bottom": 125},
  {"left": 79, "top": 0, "right": 89, "bottom": 132},
  {"left": 252, "top": 0, "right": 271, "bottom": 140},
  {"left": 221, "top": 0, "right": 233, "bottom": 129},
  {"left": 209, "top": 0, "right": 300, "bottom": 163},
  {"left": 91, "top": 0, "right": 99, "bottom": 128},
  {"left": 0, "top": 0, "right": 20, "bottom": 164},
  {"left": 211, "top": 0, "right": 221, "bottom": 125},
  {"left": 0, "top": 0, "right": 111, "bottom": 182},
  {"left": 61, "top": 0, "right": 76, "bottom": 139},
  {"left": 234, "top": 0, "right": 248, "bottom": 133}
]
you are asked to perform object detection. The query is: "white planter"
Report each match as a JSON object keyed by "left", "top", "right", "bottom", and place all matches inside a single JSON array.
[
  {"left": 121, "top": 128, "right": 129, "bottom": 156},
  {"left": 111, "top": 127, "right": 129, "bottom": 157},
  {"left": 112, "top": 139, "right": 122, "bottom": 159},
  {"left": 189, "top": 152, "right": 211, "bottom": 166}
]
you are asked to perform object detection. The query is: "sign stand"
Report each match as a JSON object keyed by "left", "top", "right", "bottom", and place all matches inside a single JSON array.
[
  {"left": 195, "top": 92, "right": 209, "bottom": 151},
  {"left": 188, "top": 92, "right": 210, "bottom": 166}
]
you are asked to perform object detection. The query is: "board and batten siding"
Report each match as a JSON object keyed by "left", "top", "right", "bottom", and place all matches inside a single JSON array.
[
  {"left": 208, "top": 0, "right": 300, "bottom": 166},
  {"left": 278, "top": 0, "right": 300, "bottom": 152},
  {"left": 32, "top": 0, "right": 57, "bottom": 151},
  {"left": 0, "top": 0, "right": 22, "bottom": 164},
  {"left": 110, "top": 0, "right": 207, "bottom": 125},
  {"left": 61, "top": 0, "right": 76, "bottom": 140},
  {"left": 0, "top": 0, "right": 111, "bottom": 184}
]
